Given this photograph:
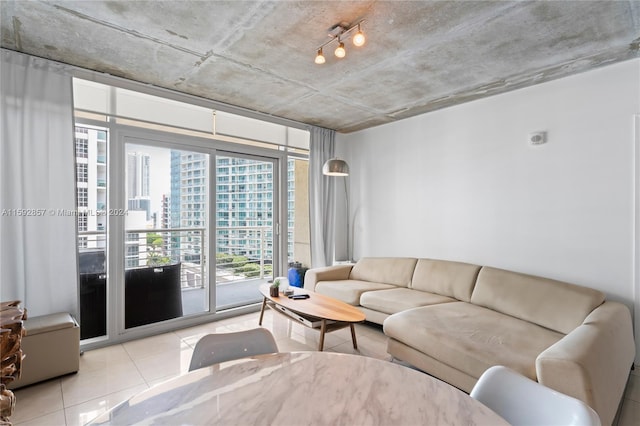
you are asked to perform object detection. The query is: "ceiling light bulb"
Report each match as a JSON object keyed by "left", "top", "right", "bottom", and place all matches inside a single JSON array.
[
  {"left": 334, "top": 41, "right": 346, "bottom": 58},
  {"left": 353, "top": 29, "right": 365, "bottom": 47},
  {"left": 315, "top": 48, "right": 326, "bottom": 64}
]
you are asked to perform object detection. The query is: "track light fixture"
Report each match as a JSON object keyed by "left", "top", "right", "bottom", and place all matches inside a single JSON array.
[
  {"left": 334, "top": 40, "right": 346, "bottom": 58},
  {"left": 314, "top": 20, "right": 366, "bottom": 64},
  {"left": 353, "top": 24, "right": 365, "bottom": 47}
]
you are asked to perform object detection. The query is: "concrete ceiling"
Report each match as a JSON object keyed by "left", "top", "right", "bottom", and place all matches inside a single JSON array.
[{"left": 1, "top": 1, "right": 639, "bottom": 133}]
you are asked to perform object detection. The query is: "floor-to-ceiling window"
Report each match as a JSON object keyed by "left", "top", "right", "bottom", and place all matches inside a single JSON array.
[
  {"left": 74, "top": 124, "right": 109, "bottom": 341},
  {"left": 73, "top": 77, "right": 309, "bottom": 349}
]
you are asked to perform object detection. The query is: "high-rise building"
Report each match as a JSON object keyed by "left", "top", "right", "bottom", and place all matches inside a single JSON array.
[
  {"left": 170, "top": 152, "right": 207, "bottom": 263},
  {"left": 127, "top": 152, "right": 151, "bottom": 220},
  {"left": 74, "top": 125, "right": 107, "bottom": 249},
  {"left": 161, "top": 194, "right": 171, "bottom": 229},
  {"left": 170, "top": 152, "right": 296, "bottom": 263},
  {"left": 170, "top": 151, "right": 181, "bottom": 229},
  {"left": 127, "top": 152, "right": 150, "bottom": 197},
  {"left": 215, "top": 156, "right": 274, "bottom": 260}
]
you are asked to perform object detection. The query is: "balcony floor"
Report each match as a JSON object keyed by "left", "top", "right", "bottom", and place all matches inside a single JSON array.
[{"left": 181, "top": 278, "right": 275, "bottom": 314}]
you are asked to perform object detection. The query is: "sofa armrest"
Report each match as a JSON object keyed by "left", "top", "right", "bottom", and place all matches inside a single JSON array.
[
  {"left": 535, "top": 301, "right": 635, "bottom": 426},
  {"left": 303, "top": 265, "right": 354, "bottom": 291}
]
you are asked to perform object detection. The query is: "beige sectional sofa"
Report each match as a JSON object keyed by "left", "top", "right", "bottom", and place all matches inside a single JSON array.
[{"left": 304, "top": 257, "right": 635, "bottom": 426}]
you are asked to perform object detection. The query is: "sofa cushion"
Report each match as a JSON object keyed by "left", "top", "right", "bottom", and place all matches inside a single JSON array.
[
  {"left": 315, "top": 280, "right": 395, "bottom": 305},
  {"left": 360, "top": 288, "right": 455, "bottom": 315},
  {"left": 349, "top": 257, "right": 417, "bottom": 287},
  {"left": 384, "top": 302, "right": 564, "bottom": 381},
  {"left": 471, "top": 267, "right": 605, "bottom": 334},
  {"left": 411, "top": 259, "right": 481, "bottom": 302}
]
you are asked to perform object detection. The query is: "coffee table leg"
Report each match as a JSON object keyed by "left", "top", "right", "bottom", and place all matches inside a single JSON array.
[
  {"left": 318, "top": 319, "right": 327, "bottom": 351},
  {"left": 258, "top": 297, "right": 267, "bottom": 326},
  {"left": 350, "top": 323, "right": 358, "bottom": 350}
]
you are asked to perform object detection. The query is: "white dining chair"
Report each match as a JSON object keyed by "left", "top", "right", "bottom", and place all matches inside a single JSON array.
[
  {"left": 470, "top": 365, "right": 601, "bottom": 426},
  {"left": 188, "top": 328, "right": 278, "bottom": 371}
]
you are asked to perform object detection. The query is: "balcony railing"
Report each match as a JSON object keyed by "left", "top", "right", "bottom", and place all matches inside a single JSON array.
[
  {"left": 215, "top": 226, "right": 272, "bottom": 284},
  {"left": 78, "top": 226, "right": 273, "bottom": 290},
  {"left": 124, "top": 227, "right": 207, "bottom": 290},
  {"left": 77, "top": 227, "right": 275, "bottom": 339}
]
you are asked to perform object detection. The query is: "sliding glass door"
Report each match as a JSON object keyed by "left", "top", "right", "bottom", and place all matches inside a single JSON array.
[
  {"left": 215, "top": 154, "right": 276, "bottom": 310},
  {"left": 76, "top": 125, "right": 285, "bottom": 344},
  {"left": 123, "top": 143, "right": 210, "bottom": 329},
  {"left": 117, "top": 133, "right": 285, "bottom": 333}
]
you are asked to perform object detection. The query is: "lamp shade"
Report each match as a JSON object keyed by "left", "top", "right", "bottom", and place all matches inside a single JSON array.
[{"left": 323, "top": 158, "right": 349, "bottom": 176}]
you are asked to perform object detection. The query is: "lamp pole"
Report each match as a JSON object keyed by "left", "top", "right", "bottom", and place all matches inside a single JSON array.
[
  {"left": 322, "top": 157, "right": 351, "bottom": 263},
  {"left": 344, "top": 176, "right": 351, "bottom": 263}
]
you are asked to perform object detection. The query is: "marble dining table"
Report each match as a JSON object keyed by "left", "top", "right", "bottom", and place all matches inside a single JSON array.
[{"left": 87, "top": 351, "right": 509, "bottom": 425}]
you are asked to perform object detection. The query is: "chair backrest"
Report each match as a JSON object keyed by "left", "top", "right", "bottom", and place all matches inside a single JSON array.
[
  {"left": 470, "top": 366, "right": 601, "bottom": 426},
  {"left": 188, "top": 328, "right": 278, "bottom": 372}
]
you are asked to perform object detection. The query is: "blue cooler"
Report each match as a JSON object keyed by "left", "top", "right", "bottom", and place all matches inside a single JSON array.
[{"left": 287, "top": 262, "right": 308, "bottom": 288}]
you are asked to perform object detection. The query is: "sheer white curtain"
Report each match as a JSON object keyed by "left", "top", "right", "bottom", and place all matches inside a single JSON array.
[
  {"left": 309, "top": 126, "right": 336, "bottom": 267},
  {"left": 0, "top": 50, "right": 78, "bottom": 317}
]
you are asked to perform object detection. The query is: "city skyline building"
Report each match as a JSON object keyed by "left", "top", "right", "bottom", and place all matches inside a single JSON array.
[
  {"left": 169, "top": 152, "right": 296, "bottom": 264},
  {"left": 126, "top": 152, "right": 151, "bottom": 220},
  {"left": 171, "top": 151, "right": 207, "bottom": 263},
  {"left": 74, "top": 125, "right": 107, "bottom": 249}
]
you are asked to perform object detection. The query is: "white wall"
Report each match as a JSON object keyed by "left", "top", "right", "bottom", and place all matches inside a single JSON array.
[{"left": 337, "top": 59, "right": 640, "bottom": 360}]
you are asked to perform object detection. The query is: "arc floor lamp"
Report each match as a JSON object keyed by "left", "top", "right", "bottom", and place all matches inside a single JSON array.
[{"left": 323, "top": 158, "right": 352, "bottom": 262}]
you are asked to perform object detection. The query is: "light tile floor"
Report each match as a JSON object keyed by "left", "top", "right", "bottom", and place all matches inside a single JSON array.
[
  {"left": 11, "top": 310, "right": 390, "bottom": 426},
  {"left": 10, "top": 310, "right": 640, "bottom": 426}
]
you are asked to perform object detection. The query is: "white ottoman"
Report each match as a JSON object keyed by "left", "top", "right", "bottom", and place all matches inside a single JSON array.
[{"left": 8, "top": 312, "right": 80, "bottom": 389}]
